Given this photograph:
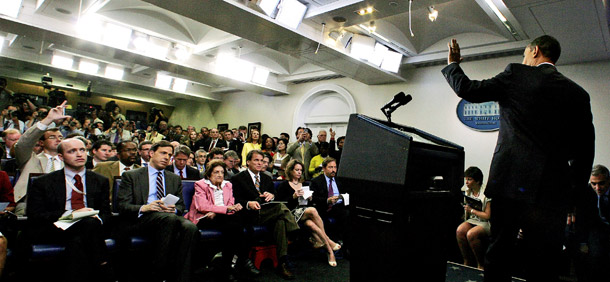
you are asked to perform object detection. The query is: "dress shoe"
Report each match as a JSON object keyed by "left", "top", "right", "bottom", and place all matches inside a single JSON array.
[
  {"left": 239, "top": 259, "right": 261, "bottom": 277},
  {"left": 278, "top": 262, "right": 295, "bottom": 280}
]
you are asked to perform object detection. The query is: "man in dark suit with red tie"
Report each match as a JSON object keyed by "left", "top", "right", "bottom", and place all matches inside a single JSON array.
[
  {"left": 165, "top": 145, "right": 200, "bottom": 179},
  {"left": 27, "top": 138, "right": 111, "bottom": 281},
  {"left": 197, "top": 128, "right": 228, "bottom": 152},
  {"left": 231, "top": 149, "right": 299, "bottom": 279},
  {"left": 310, "top": 157, "right": 349, "bottom": 249},
  {"left": 442, "top": 35, "right": 595, "bottom": 282},
  {"left": 117, "top": 140, "right": 198, "bottom": 282}
]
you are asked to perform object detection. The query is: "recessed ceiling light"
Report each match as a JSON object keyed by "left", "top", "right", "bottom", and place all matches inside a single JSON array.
[
  {"left": 55, "top": 8, "right": 72, "bottom": 15},
  {"left": 332, "top": 16, "right": 346, "bottom": 23},
  {"left": 355, "top": 7, "right": 375, "bottom": 16}
]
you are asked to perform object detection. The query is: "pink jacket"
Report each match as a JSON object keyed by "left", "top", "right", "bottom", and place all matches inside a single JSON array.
[{"left": 185, "top": 179, "right": 235, "bottom": 225}]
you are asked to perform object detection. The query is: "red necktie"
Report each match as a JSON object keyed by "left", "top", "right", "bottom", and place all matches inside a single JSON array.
[
  {"left": 209, "top": 140, "right": 216, "bottom": 151},
  {"left": 72, "top": 175, "right": 85, "bottom": 210},
  {"left": 179, "top": 170, "right": 184, "bottom": 179}
]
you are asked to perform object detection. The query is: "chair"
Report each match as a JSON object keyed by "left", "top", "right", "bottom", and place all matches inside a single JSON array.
[
  {"left": 181, "top": 180, "right": 196, "bottom": 212},
  {"left": 112, "top": 177, "right": 122, "bottom": 213}
]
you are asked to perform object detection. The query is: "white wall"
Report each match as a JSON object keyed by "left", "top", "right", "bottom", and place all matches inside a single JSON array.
[
  {"left": 178, "top": 57, "right": 610, "bottom": 180},
  {"left": 168, "top": 99, "right": 218, "bottom": 130}
]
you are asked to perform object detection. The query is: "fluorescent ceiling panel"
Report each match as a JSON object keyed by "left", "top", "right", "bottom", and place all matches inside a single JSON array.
[
  {"left": 105, "top": 65, "right": 124, "bottom": 80},
  {"left": 350, "top": 34, "right": 376, "bottom": 61},
  {"left": 258, "top": 0, "right": 280, "bottom": 18},
  {"left": 51, "top": 53, "right": 74, "bottom": 70},
  {"left": 102, "top": 22, "right": 132, "bottom": 49},
  {"left": 172, "top": 78, "right": 188, "bottom": 92},
  {"left": 79, "top": 59, "right": 99, "bottom": 75},
  {"left": 369, "top": 43, "right": 388, "bottom": 67},
  {"left": 0, "top": 0, "right": 23, "bottom": 18},
  {"left": 147, "top": 37, "right": 170, "bottom": 59},
  {"left": 76, "top": 15, "right": 104, "bottom": 42},
  {"left": 380, "top": 50, "right": 402, "bottom": 73},
  {"left": 131, "top": 32, "right": 149, "bottom": 53},
  {"left": 275, "top": 0, "right": 308, "bottom": 29},
  {"left": 155, "top": 73, "right": 172, "bottom": 89}
]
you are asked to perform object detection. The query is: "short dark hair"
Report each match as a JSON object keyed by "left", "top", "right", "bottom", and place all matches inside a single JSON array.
[
  {"left": 150, "top": 140, "right": 174, "bottom": 154},
  {"left": 591, "top": 165, "right": 610, "bottom": 180},
  {"left": 529, "top": 35, "right": 561, "bottom": 64},
  {"left": 337, "top": 136, "right": 346, "bottom": 143},
  {"left": 238, "top": 125, "right": 247, "bottom": 130},
  {"left": 246, "top": 149, "right": 264, "bottom": 162},
  {"left": 206, "top": 147, "right": 224, "bottom": 162},
  {"left": 280, "top": 132, "right": 290, "bottom": 139},
  {"left": 40, "top": 128, "right": 61, "bottom": 141},
  {"left": 204, "top": 159, "right": 227, "bottom": 180},
  {"left": 464, "top": 166, "right": 484, "bottom": 184},
  {"left": 318, "top": 141, "right": 329, "bottom": 150},
  {"left": 138, "top": 140, "right": 153, "bottom": 150},
  {"left": 322, "top": 157, "right": 337, "bottom": 168},
  {"left": 262, "top": 136, "right": 276, "bottom": 151},
  {"left": 295, "top": 127, "right": 303, "bottom": 137},
  {"left": 303, "top": 128, "right": 313, "bottom": 136},
  {"left": 92, "top": 140, "right": 113, "bottom": 152},
  {"left": 174, "top": 145, "right": 191, "bottom": 157},
  {"left": 116, "top": 140, "right": 136, "bottom": 153}
]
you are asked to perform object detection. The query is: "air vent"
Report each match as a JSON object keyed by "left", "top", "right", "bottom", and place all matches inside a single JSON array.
[
  {"left": 411, "top": 50, "right": 523, "bottom": 68},
  {"left": 291, "top": 74, "right": 344, "bottom": 84}
]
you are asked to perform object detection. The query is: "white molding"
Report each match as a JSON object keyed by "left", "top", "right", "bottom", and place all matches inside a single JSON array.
[{"left": 292, "top": 84, "right": 357, "bottom": 135}]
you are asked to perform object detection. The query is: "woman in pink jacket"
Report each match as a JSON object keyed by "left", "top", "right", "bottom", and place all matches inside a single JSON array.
[{"left": 185, "top": 160, "right": 257, "bottom": 279}]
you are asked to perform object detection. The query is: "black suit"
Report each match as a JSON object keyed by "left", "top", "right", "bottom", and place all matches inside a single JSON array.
[
  {"left": 231, "top": 170, "right": 299, "bottom": 259},
  {"left": 166, "top": 164, "right": 201, "bottom": 180},
  {"left": 310, "top": 174, "right": 349, "bottom": 242},
  {"left": 26, "top": 169, "right": 111, "bottom": 281},
  {"left": 117, "top": 166, "right": 197, "bottom": 282},
  {"left": 575, "top": 185, "right": 610, "bottom": 281},
  {"left": 203, "top": 138, "right": 228, "bottom": 152},
  {"left": 442, "top": 62, "right": 595, "bottom": 282}
]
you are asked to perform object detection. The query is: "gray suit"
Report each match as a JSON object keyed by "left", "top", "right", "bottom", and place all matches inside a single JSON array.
[{"left": 286, "top": 141, "right": 319, "bottom": 180}]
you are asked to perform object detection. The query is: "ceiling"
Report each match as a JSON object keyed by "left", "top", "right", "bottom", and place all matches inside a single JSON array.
[{"left": 0, "top": 0, "right": 608, "bottom": 105}]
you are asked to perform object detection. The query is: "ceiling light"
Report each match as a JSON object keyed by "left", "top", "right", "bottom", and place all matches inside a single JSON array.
[
  {"left": 147, "top": 37, "right": 170, "bottom": 59},
  {"left": 104, "top": 65, "right": 124, "bottom": 80},
  {"left": 257, "top": 0, "right": 281, "bottom": 18},
  {"left": 252, "top": 67, "right": 269, "bottom": 85},
  {"left": 369, "top": 43, "right": 388, "bottom": 67},
  {"left": 350, "top": 34, "right": 376, "bottom": 61},
  {"left": 78, "top": 59, "right": 99, "bottom": 75},
  {"left": 155, "top": 73, "right": 172, "bottom": 89},
  {"left": 76, "top": 15, "right": 104, "bottom": 42},
  {"left": 131, "top": 32, "right": 149, "bottom": 53},
  {"left": 356, "top": 7, "right": 374, "bottom": 16},
  {"left": 380, "top": 50, "right": 402, "bottom": 73},
  {"left": 428, "top": 6, "right": 438, "bottom": 22},
  {"left": 0, "top": 0, "right": 23, "bottom": 18},
  {"left": 358, "top": 21, "right": 377, "bottom": 34},
  {"left": 172, "top": 78, "right": 188, "bottom": 92},
  {"left": 484, "top": 0, "right": 507, "bottom": 22},
  {"left": 169, "top": 43, "right": 190, "bottom": 61},
  {"left": 102, "top": 22, "right": 132, "bottom": 49},
  {"left": 275, "top": 0, "right": 308, "bottom": 29},
  {"left": 51, "top": 53, "right": 74, "bottom": 70}
]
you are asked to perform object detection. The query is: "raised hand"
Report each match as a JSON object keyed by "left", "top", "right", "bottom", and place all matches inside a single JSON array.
[{"left": 447, "top": 38, "right": 463, "bottom": 65}]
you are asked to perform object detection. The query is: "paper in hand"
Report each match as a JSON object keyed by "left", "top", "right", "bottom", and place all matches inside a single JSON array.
[
  {"left": 341, "top": 193, "right": 349, "bottom": 206},
  {"left": 299, "top": 186, "right": 313, "bottom": 206},
  {"left": 162, "top": 194, "right": 180, "bottom": 206}
]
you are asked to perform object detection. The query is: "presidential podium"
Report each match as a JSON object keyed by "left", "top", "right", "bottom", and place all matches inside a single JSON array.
[{"left": 338, "top": 114, "right": 464, "bottom": 281}]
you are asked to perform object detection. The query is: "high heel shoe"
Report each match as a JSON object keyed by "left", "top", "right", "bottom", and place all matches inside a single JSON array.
[
  {"left": 332, "top": 243, "right": 342, "bottom": 251},
  {"left": 327, "top": 253, "right": 337, "bottom": 267}
]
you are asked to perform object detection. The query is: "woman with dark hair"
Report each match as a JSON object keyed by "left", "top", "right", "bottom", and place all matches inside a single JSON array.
[
  {"left": 185, "top": 160, "right": 256, "bottom": 279},
  {"left": 261, "top": 136, "right": 276, "bottom": 158},
  {"left": 240, "top": 128, "right": 261, "bottom": 167},
  {"left": 276, "top": 159, "right": 340, "bottom": 267},
  {"left": 456, "top": 166, "right": 491, "bottom": 270},
  {"left": 273, "top": 138, "right": 289, "bottom": 178},
  {"left": 184, "top": 131, "right": 199, "bottom": 152}
]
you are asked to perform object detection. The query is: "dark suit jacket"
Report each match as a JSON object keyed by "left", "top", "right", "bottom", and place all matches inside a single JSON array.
[
  {"left": 201, "top": 138, "right": 228, "bottom": 152},
  {"left": 231, "top": 170, "right": 274, "bottom": 218},
  {"left": 165, "top": 164, "right": 200, "bottom": 180},
  {"left": 26, "top": 169, "right": 111, "bottom": 230},
  {"left": 117, "top": 166, "right": 185, "bottom": 220},
  {"left": 310, "top": 174, "right": 345, "bottom": 214},
  {"left": 576, "top": 185, "right": 610, "bottom": 242},
  {"left": 442, "top": 63, "right": 595, "bottom": 209}
]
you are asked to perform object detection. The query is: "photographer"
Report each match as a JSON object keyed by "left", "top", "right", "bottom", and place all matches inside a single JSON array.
[
  {"left": 149, "top": 107, "right": 167, "bottom": 126},
  {"left": 105, "top": 119, "right": 132, "bottom": 144},
  {"left": 1, "top": 108, "right": 26, "bottom": 134},
  {"left": 60, "top": 117, "right": 84, "bottom": 137}
]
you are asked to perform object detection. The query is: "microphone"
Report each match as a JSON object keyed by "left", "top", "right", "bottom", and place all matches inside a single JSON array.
[
  {"left": 381, "top": 92, "right": 413, "bottom": 122},
  {"left": 381, "top": 92, "right": 406, "bottom": 110}
]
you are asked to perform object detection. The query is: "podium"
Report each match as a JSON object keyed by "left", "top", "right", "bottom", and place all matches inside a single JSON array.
[{"left": 338, "top": 114, "right": 464, "bottom": 281}]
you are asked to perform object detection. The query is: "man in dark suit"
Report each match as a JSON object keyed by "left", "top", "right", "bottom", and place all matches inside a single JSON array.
[
  {"left": 117, "top": 140, "right": 199, "bottom": 282},
  {"left": 442, "top": 35, "right": 595, "bottom": 282},
  {"left": 575, "top": 165, "right": 610, "bottom": 281},
  {"left": 198, "top": 128, "right": 228, "bottom": 152},
  {"left": 223, "top": 130, "right": 240, "bottom": 152},
  {"left": 231, "top": 149, "right": 299, "bottom": 279},
  {"left": 165, "top": 145, "right": 200, "bottom": 179},
  {"left": 26, "top": 138, "right": 111, "bottom": 281},
  {"left": 310, "top": 157, "right": 349, "bottom": 247}
]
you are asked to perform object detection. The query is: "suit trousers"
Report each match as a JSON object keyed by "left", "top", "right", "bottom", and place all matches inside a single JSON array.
[
  {"left": 197, "top": 213, "right": 249, "bottom": 267},
  {"left": 255, "top": 203, "right": 299, "bottom": 258},
  {"left": 484, "top": 198, "right": 566, "bottom": 282},
  {"left": 130, "top": 212, "right": 199, "bottom": 282}
]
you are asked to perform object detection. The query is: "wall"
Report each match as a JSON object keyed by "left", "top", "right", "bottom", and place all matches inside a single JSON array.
[
  {"left": 211, "top": 57, "right": 610, "bottom": 180},
  {"left": 168, "top": 99, "right": 218, "bottom": 129}
]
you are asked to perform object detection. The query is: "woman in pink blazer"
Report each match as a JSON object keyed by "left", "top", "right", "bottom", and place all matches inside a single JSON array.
[{"left": 185, "top": 160, "right": 257, "bottom": 279}]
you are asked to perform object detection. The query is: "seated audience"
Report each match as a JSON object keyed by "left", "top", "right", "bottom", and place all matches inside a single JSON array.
[
  {"left": 261, "top": 152, "right": 274, "bottom": 179},
  {"left": 277, "top": 159, "right": 340, "bottom": 267},
  {"left": 184, "top": 130, "right": 199, "bottom": 152},
  {"left": 206, "top": 147, "right": 225, "bottom": 167},
  {"left": 137, "top": 141, "right": 153, "bottom": 167},
  {"left": 223, "top": 150, "right": 240, "bottom": 180},
  {"left": 166, "top": 145, "right": 200, "bottom": 179},
  {"left": 310, "top": 157, "right": 349, "bottom": 248},
  {"left": 117, "top": 141, "right": 198, "bottom": 282},
  {"left": 240, "top": 128, "right": 261, "bottom": 167},
  {"left": 1, "top": 129, "right": 20, "bottom": 159},
  {"left": 308, "top": 142, "right": 329, "bottom": 179},
  {"left": 456, "top": 166, "right": 491, "bottom": 270},
  {"left": 13, "top": 101, "right": 68, "bottom": 215},
  {"left": 194, "top": 149, "right": 206, "bottom": 176},
  {"left": 231, "top": 150, "right": 299, "bottom": 279},
  {"left": 26, "top": 138, "right": 111, "bottom": 281},
  {"left": 185, "top": 160, "right": 259, "bottom": 280},
  {"left": 92, "top": 141, "right": 140, "bottom": 202},
  {"left": 198, "top": 128, "right": 227, "bottom": 152}
]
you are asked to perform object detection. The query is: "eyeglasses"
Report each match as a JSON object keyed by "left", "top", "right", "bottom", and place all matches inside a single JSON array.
[{"left": 591, "top": 181, "right": 608, "bottom": 187}]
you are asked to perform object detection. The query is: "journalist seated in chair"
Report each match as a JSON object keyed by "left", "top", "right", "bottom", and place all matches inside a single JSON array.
[
  {"left": 276, "top": 159, "right": 341, "bottom": 267},
  {"left": 185, "top": 160, "right": 259, "bottom": 280},
  {"left": 456, "top": 166, "right": 491, "bottom": 270}
]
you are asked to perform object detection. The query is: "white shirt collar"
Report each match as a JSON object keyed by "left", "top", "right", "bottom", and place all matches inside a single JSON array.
[
  {"left": 204, "top": 178, "right": 229, "bottom": 190},
  {"left": 64, "top": 166, "right": 86, "bottom": 180}
]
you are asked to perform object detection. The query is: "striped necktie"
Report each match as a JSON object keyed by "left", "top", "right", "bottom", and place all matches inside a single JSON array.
[
  {"left": 156, "top": 171, "right": 165, "bottom": 200},
  {"left": 255, "top": 175, "right": 261, "bottom": 193}
]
